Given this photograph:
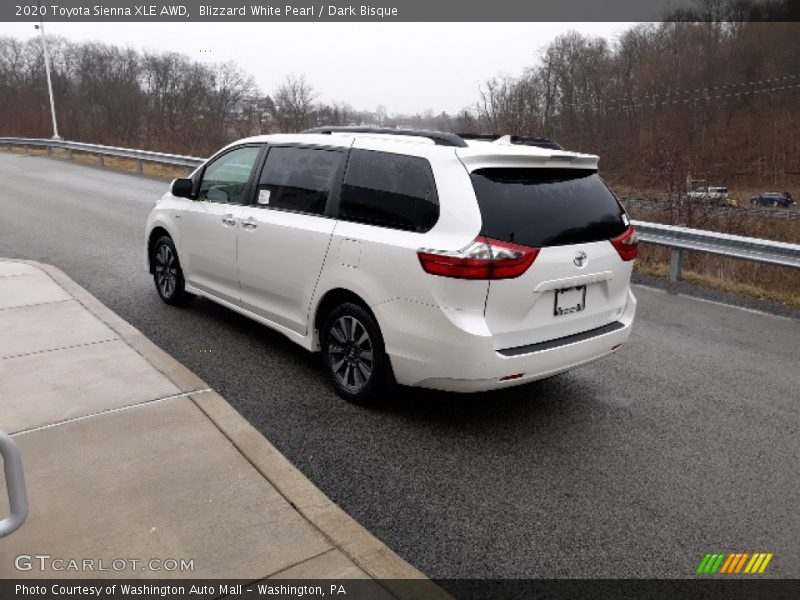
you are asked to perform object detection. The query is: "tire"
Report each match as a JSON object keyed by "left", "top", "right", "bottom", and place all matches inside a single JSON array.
[
  {"left": 151, "top": 236, "right": 194, "bottom": 307},
  {"left": 321, "top": 302, "right": 392, "bottom": 405}
]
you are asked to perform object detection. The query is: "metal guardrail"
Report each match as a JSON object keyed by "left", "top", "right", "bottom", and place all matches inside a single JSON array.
[
  {"left": 0, "top": 429, "right": 28, "bottom": 538},
  {"left": 2, "top": 137, "right": 799, "bottom": 283},
  {"left": 632, "top": 220, "right": 800, "bottom": 281},
  {"left": 0, "top": 136, "right": 203, "bottom": 172}
]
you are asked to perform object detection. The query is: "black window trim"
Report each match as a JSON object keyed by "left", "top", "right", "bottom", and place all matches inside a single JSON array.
[
  {"left": 248, "top": 142, "right": 350, "bottom": 219},
  {"left": 331, "top": 147, "right": 440, "bottom": 234},
  {"left": 192, "top": 143, "right": 267, "bottom": 206}
]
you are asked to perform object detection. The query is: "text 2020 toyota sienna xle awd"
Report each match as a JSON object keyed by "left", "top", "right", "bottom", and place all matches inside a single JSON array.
[{"left": 145, "top": 127, "right": 638, "bottom": 403}]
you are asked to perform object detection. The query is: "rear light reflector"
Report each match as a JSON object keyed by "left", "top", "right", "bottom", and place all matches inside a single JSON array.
[
  {"left": 418, "top": 237, "right": 539, "bottom": 280},
  {"left": 500, "top": 373, "right": 525, "bottom": 381},
  {"left": 611, "top": 226, "right": 638, "bottom": 261}
]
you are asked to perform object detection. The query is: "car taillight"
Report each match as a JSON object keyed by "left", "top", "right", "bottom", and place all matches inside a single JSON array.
[
  {"left": 611, "top": 226, "right": 638, "bottom": 261},
  {"left": 417, "top": 237, "right": 539, "bottom": 280}
]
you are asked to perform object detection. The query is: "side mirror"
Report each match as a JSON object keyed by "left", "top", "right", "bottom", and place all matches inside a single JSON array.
[{"left": 170, "top": 178, "right": 194, "bottom": 198}]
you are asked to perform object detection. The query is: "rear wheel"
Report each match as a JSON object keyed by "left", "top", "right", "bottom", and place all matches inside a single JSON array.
[
  {"left": 152, "top": 236, "right": 193, "bottom": 306},
  {"left": 321, "top": 302, "right": 391, "bottom": 405}
]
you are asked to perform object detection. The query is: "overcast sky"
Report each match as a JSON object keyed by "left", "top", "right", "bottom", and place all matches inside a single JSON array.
[{"left": 0, "top": 22, "right": 629, "bottom": 114}]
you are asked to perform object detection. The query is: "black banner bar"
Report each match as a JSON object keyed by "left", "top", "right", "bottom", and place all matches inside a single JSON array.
[
  {"left": 3, "top": 579, "right": 800, "bottom": 600},
  {"left": 2, "top": 0, "right": 800, "bottom": 22}
]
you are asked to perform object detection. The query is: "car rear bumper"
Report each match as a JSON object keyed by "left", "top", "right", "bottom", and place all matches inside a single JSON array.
[{"left": 377, "top": 288, "right": 636, "bottom": 392}]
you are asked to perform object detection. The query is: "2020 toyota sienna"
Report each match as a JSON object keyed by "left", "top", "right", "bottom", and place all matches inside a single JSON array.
[{"left": 145, "top": 127, "right": 637, "bottom": 403}]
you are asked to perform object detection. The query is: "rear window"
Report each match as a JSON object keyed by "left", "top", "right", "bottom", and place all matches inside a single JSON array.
[{"left": 470, "top": 168, "right": 627, "bottom": 247}]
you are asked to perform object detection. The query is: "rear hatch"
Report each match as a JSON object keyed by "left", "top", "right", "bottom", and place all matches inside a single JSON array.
[{"left": 469, "top": 167, "right": 634, "bottom": 351}]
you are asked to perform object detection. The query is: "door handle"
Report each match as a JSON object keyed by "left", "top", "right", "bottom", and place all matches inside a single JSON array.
[
  {"left": 221, "top": 214, "right": 237, "bottom": 226},
  {"left": 241, "top": 217, "right": 258, "bottom": 230}
]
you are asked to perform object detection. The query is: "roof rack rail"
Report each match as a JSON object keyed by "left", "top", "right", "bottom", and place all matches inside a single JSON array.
[
  {"left": 303, "top": 126, "right": 468, "bottom": 148},
  {"left": 457, "top": 133, "right": 500, "bottom": 141},
  {"left": 457, "top": 133, "right": 564, "bottom": 151}
]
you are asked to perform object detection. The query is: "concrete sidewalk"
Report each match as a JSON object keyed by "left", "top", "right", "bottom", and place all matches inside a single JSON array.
[{"left": 0, "top": 259, "right": 446, "bottom": 599}]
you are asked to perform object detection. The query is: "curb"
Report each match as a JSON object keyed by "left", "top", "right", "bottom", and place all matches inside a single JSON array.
[{"left": 10, "top": 259, "right": 450, "bottom": 600}]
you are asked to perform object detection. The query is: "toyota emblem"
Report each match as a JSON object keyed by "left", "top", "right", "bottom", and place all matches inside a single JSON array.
[{"left": 573, "top": 251, "right": 588, "bottom": 268}]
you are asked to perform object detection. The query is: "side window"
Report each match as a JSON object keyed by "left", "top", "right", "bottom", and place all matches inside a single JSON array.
[
  {"left": 338, "top": 150, "right": 439, "bottom": 233},
  {"left": 197, "top": 146, "right": 261, "bottom": 205},
  {"left": 256, "top": 146, "right": 342, "bottom": 215}
]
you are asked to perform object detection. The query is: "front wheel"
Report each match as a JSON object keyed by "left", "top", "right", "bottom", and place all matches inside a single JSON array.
[
  {"left": 152, "top": 236, "right": 193, "bottom": 306},
  {"left": 321, "top": 302, "right": 392, "bottom": 405}
]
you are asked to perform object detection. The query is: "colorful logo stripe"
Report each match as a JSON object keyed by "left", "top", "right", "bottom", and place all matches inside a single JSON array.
[{"left": 696, "top": 552, "right": 773, "bottom": 574}]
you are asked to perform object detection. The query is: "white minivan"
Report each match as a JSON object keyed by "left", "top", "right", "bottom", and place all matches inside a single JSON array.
[{"left": 145, "top": 127, "right": 637, "bottom": 403}]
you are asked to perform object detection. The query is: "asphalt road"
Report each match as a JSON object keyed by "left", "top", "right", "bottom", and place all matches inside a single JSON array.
[{"left": 2, "top": 153, "right": 798, "bottom": 580}]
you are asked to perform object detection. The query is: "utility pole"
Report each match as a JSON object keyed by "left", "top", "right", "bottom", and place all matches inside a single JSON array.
[{"left": 35, "top": 10, "right": 61, "bottom": 140}]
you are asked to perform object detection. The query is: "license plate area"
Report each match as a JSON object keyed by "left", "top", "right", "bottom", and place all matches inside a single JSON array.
[{"left": 554, "top": 285, "right": 587, "bottom": 316}]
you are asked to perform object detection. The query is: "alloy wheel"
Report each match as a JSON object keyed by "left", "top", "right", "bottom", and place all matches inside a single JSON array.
[
  {"left": 327, "top": 315, "right": 374, "bottom": 392},
  {"left": 154, "top": 243, "right": 178, "bottom": 298}
]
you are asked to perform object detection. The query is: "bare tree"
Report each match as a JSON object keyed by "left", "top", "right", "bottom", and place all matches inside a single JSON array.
[{"left": 273, "top": 74, "right": 316, "bottom": 133}]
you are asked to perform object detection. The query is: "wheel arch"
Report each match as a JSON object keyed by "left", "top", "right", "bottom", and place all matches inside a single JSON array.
[
  {"left": 313, "top": 286, "right": 396, "bottom": 399},
  {"left": 313, "top": 288, "right": 377, "bottom": 336}
]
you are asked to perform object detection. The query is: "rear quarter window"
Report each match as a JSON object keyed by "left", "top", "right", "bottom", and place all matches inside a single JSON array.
[
  {"left": 338, "top": 149, "right": 439, "bottom": 233},
  {"left": 470, "top": 168, "right": 627, "bottom": 247}
]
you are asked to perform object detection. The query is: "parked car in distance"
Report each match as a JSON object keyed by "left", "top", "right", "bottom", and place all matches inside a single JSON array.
[
  {"left": 749, "top": 191, "right": 795, "bottom": 208},
  {"left": 144, "top": 127, "right": 638, "bottom": 403},
  {"left": 688, "top": 186, "right": 731, "bottom": 204}
]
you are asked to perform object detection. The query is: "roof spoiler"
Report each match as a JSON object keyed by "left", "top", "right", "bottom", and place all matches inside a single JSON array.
[{"left": 458, "top": 133, "right": 564, "bottom": 150}]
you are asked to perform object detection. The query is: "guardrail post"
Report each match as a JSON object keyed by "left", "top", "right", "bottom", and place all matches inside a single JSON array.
[
  {"left": 98, "top": 154, "right": 105, "bottom": 167},
  {"left": 136, "top": 159, "right": 143, "bottom": 174},
  {"left": 67, "top": 148, "right": 73, "bottom": 160},
  {"left": 0, "top": 429, "right": 29, "bottom": 538},
  {"left": 670, "top": 248, "right": 684, "bottom": 282}
]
